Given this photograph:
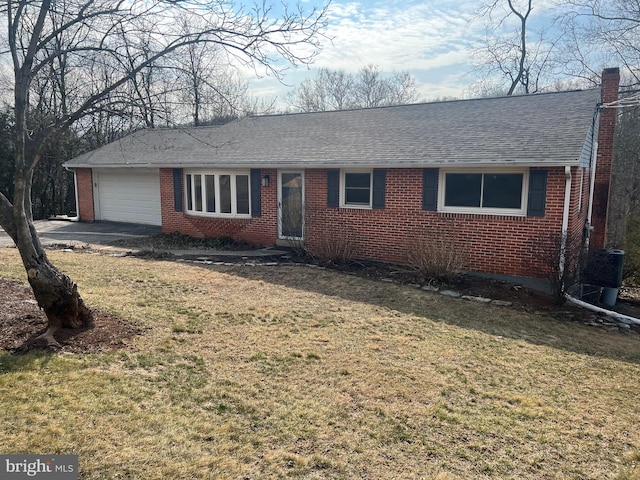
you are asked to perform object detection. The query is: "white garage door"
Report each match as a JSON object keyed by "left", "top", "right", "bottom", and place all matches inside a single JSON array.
[{"left": 94, "top": 169, "right": 162, "bottom": 225}]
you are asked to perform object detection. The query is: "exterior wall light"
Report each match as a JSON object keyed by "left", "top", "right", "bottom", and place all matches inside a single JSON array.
[{"left": 261, "top": 175, "right": 270, "bottom": 187}]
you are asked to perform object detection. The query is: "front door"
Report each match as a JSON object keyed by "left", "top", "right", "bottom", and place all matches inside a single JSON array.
[{"left": 278, "top": 171, "right": 304, "bottom": 239}]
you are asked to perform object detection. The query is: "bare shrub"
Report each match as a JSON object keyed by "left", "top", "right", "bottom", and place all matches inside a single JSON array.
[
  {"left": 406, "top": 227, "right": 468, "bottom": 284},
  {"left": 616, "top": 212, "right": 640, "bottom": 286},
  {"left": 310, "top": 231, "right": 356, "bottom": 265},
  {"left": 282, "top": 202, "right": 355, "bottom": 265},
  {"left": 286, "top": 236, "right": 306, "bottom": 257}
]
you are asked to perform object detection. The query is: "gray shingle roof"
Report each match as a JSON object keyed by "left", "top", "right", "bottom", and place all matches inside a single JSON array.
[{"left": 64, "top": 88, "right": 601, "bottom": 169}]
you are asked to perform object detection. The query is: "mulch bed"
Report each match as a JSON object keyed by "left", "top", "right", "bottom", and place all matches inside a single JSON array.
[{"left": 0, "top": 278, "right": 140, "bottom": 354}]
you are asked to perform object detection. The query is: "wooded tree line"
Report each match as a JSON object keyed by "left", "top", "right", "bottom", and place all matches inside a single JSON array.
[
  {"left": 471, "top": 0, "right": 640, "bottom": 95},
  {"left": 0, "top": 111, "right": 79, "bottom": 219},
  {"left": 0, "top": 1, "right": 320, "bottom": 220},
  {"left": 287, "top": 65, "right": 418, "bottom": 112}
]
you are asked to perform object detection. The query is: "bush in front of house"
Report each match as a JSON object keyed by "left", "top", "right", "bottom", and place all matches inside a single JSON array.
[{"left": 406, "top": 226, "right": 468, "bottom": 285}]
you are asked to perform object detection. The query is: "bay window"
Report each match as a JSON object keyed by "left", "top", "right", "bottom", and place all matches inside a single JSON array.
[{"left": 185, "top": 171, "right": 251, "bottom": 217}]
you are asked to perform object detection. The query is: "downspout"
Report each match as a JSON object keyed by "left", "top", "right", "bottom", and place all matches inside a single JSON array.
[
  {"left": 565, "top": 293, "right": 640, "bottom": 326},
  {"left": 585, "top": 137, "right": 599, "bottom": 251},
  {"left": 559, "top": 166, "right": 572, "bottom": 279}
]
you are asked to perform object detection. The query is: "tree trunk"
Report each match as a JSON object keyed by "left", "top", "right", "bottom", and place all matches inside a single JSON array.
[
  {"left": 26, "top": 253, "right": 93, "bottom": 346},
  {"left": 4, "top": 206, "right": 93, "bottom": 347}
]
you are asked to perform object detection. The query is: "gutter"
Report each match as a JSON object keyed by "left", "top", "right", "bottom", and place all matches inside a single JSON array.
[{"left": 62, "top": 160, "right": 583, "bottom": 170}]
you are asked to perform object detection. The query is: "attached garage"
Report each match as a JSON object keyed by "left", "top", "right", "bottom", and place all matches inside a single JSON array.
[{"left": 93, "top": 168, "right": 162, "bottom": 225}]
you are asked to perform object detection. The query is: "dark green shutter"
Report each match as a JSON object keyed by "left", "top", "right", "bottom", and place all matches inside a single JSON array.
[
  {"left": 422, "top": 168, "right": 438, "bottom": 211},
  {"left": 327, "top": 170, "right": 339, "bottom": 207},
  {"left": 372, "top": 169, "right": 386, "bottom": 209},
  {"left": 173, "top": 168, "right": 183, "bottom": 212},
  {"left": 250, "top": 169, "right": 261, "bottom": 217},
  {"left": 527, "top": 169, "right": 548, "bottom": 217}
]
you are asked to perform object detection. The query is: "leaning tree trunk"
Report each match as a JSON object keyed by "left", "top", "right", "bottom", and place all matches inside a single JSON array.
[
  {"left": 9, "top": 208, "right": 93, "bottom": 347},
  {"left": 25, "top": 251, "right": 93, "bottom": 346}
]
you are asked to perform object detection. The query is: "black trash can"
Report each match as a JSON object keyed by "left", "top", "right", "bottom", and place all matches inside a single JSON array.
[{"left": 583, "top": 249, "right": 625, "bottom": 288}]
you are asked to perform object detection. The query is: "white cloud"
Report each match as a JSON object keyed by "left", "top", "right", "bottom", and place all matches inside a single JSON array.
[
  {"left": 244, "top": 0, "right": 506, "bottom": 107},
  {"left": 319, "top": 1, "right": 476, "bottom": 72}
]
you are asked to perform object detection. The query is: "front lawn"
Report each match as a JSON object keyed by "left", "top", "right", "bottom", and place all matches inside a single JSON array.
[{"left": 1, "top": 248, "right": 639, "bottom": 479}]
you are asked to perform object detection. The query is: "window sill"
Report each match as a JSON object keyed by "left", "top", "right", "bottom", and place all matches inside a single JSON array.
[{"left": 340, "top": 204, "right": 372, "bottom": 210}]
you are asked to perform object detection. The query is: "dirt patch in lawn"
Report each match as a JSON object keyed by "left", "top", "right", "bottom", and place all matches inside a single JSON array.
[{"left": 0, "top": 278, "right": 140, "bottom": 354}]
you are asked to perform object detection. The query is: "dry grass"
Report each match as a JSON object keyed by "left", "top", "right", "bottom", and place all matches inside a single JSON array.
[{"left": 1, "top": 248, "right": 640, "bottom": 479}]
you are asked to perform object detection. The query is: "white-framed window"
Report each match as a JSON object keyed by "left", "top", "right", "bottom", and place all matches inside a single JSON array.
[
  {"left": 439, "top": 169, "right": 528, "bottom": 216},
  {"left": 185, "top": 170, "right": 251, "bottom": 217},
  {"left": 341, "top": 170, "right": 373, "bottom": 208}
]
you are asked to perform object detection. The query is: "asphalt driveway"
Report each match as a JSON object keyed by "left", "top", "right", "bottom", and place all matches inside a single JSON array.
[{"left": 0, "top": 220, "right": 161, "bottom": 247}]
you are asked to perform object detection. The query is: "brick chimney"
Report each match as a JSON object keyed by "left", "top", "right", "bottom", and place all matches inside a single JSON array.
[{"left": 590, "top": 67, "right": 620, "bottom": 250}]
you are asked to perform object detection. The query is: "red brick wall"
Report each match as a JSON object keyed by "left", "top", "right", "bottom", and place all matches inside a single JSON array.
[
  {"left": 304, "top": 168, "right": 569, "bottom": 279},
  {"left": 157, "top": 166, "right": 593, "bottom": 280},
  {"left": 591, "top": 67, "right": 620, "bottom": 249},
  {"left": 160, "top": 168, "right": 279, "bottom": 246},
  {"left": 75, "top": 168, "right": 95, "bottom": 222}
]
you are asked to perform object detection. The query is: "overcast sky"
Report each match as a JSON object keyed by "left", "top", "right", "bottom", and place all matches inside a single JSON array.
[{"left": 244, "top": 0, "right": 563, "bottom": 109}]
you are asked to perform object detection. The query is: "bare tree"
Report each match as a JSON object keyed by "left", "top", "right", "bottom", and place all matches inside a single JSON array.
[
  {"left": 288, "top": 67, "right": 355, "bottom": 112},
  {"left": 560, "top": 0, "right": 640, "bottom": 85},
  {"left": 607, "top": 98, "right": 640, "bottom": 247},
  {"left": 555, "top": 2, "right": 640, "bottom": 259},
  {"left": 288, "top": 64, "right": 418, "bottom": 112},
  {"left": 386, "top": 70, "right": 420, "bottom": 105},
  {"left": 354, "top": 65, "right": 392, "bottom": 107},
  {"left": 471, "top": 0, "right": 561, "bottom": 95},
  {"left": 0, "top": 0, "right": 328, "bottom": 346},
  {"left": 171, "top": 28, "right": 249, "bottom": 125}
]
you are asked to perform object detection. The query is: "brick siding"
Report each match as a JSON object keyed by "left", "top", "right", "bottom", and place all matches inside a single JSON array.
[
  {"left": 160, "top": 168, "right": 279, "bottom": 246},
  {"left": 158, "top": 166, "right": 579, "bottom": 280},
  {"left": 303, "top": 167, "right": 568, "bottom": 279},
  {"left": 75, "top": 168, "right": 95, "bottom": 221}
]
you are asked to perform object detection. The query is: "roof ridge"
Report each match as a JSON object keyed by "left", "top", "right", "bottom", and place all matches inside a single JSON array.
[{"left": 246, "top": 87, "right": 601, "bottom": 120}]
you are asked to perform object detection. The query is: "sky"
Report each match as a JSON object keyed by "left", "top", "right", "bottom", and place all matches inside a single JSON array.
[{"left": 243, "top": 0, "right": 563, "bottom": 109}]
